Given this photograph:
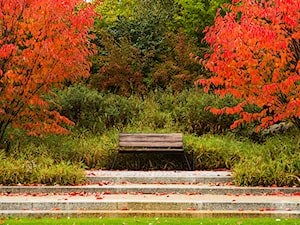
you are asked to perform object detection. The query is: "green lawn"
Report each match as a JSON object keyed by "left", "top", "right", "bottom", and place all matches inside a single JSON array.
[{"left": 1, "top": 217, "right": 299, "bottom": 225}]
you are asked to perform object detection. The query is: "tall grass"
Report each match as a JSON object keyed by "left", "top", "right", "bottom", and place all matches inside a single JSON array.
[{"left": 0, "top": 150, "right": 86, "bottom": 185}]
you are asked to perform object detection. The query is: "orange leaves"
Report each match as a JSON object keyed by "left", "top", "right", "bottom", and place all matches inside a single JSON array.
[
  {"left": 195, "top": 0, "right": 300, "bottom": 130},
  {"left": 0, "top": 0, "right": 101, "bottom": 140},
  {"left": 51, "top": 208, "right": 61, "bottom": 211}
]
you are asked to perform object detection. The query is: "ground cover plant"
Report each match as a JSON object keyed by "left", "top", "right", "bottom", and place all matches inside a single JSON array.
[{"left": 0, "top": 217, "right": 299, "bottom": 225}]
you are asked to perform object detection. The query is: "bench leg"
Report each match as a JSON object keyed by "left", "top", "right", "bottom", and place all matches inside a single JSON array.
[
  {"left": 183, "top": 152, "right": 192, "bottom": 171},
  {"left": 192, "top": 149, "right": 195, "bottom": 170},
  {"left": 111, "top": 152, "right": 119, "bottom": 169}
]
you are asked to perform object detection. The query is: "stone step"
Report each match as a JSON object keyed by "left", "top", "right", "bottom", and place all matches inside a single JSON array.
[
  {"left": 0, "top": 193, "right": 299, "bottom": 211},
  {"left": 1, "top": 210, "right": 300, "bottom": 219},
  {"left": 86, "top": 170, "right": 233, "bottom": 184},
  {"left": 1, "top": 185, "right": 300, "bottom": 195},
  {"left": 0, "top": 199, "right": 299, "bottom": 211}
]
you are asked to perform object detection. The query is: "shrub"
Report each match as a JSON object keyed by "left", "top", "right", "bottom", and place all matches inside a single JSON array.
[
  {"left": 173, "top": 88, "right": 242, "bottom": 135},
  {"left": 58, "top": 83, "right": 104, "bottom": 130},
  {"left": 140, "top": 88, "right": 245, "bottom": 135},
  {"left": 57, "top": 84, "right": 141, "bottom": 132}
]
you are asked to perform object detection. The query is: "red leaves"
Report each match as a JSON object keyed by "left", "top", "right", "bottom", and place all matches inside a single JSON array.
[
  {"left": 0, "top": 0, "right": 101, "bottom": 139},
  {"left": 195, "top": 0, "right": 300, "bottom": 130},
  {"left": 51, "top": 208, "right": 61, "bottom": 211},
  {"left": 187, "top": 208, "right": 196, "bottom": 211}
]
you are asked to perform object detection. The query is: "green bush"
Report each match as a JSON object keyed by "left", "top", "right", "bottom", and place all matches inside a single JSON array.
[
  {"left": 58, "top": 84, "right": 141, "bottom": 132},
  {"left": 57, "top": 85, "right": 262, "bottom": 137},
  {"left": 58, "top": 84, "right": 104, "bottom": 130},
  {"left": 138, "top": 88, "right": 245, "bottom": 135},
  {"left": 173, "top": 89, "right": 236, "bottom": 135}
]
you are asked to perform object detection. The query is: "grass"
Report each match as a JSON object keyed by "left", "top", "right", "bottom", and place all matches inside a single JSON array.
[
  {"left": 1, "top": 217, "right": 299, "bottom": 225},
  {"left": 2, "top": 124, "right": 300, "bottom": 186}
]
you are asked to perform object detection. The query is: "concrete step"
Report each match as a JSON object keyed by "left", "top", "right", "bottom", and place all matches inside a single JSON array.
[
  {"left": 86, "top": 170, "right": 233, "bottom": 184},
  {"left": 0, "top": 199, "right": 299, "bottom": 211},
  {"left": 0, "top": 193, "right": 299, "bottom": 216},
  {"left": 1, "top": 185, "right": 300, "bottom": 195},
  {"left": 1, "top": 210, "right": 300, "bottom": 219}
]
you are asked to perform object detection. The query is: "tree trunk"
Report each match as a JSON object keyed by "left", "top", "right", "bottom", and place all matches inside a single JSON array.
[
  {"left": 0, "top": 119, "right": 11, "bottom": 146},
  {"left": 292, "top": 117, "right": 300, "bottom": 130}
]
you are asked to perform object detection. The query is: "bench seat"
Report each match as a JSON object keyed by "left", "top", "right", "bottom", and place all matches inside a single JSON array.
[{"left": 109, "top": 133, "right": 194, "bottom": 170}]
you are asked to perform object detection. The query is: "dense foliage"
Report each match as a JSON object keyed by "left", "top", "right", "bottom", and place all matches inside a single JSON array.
[
  {"left": 90, "top": 0, "right": 205, "bottom": 94},
  {"left": 0, "top": 0, "right": 100, "bottom": 144},
  {"left": 173, "top": 0, "right": 232, "bottom": 44},
  {"left": 196, "top": 0, "right": 300, "bottom": 131}
]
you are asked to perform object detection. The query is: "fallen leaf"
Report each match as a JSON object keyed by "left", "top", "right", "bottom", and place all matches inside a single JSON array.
[{"left": 51, "top": 208, "right": 60, "bottom": 211}]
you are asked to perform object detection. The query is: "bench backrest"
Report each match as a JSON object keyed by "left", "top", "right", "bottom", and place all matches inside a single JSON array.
[{"left": 119, "top": 133, "right": 183, "bottom": 148}]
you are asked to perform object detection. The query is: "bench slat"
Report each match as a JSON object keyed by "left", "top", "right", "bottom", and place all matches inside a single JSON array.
[
  {"left": 119, "top": 141, "right": 183, "bottom": 148},
  {"left": 119, "top": 133, "right": 183, "bottom": 148}
]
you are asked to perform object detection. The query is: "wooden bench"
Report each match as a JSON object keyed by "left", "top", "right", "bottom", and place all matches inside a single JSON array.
[{"left": 109, "top": 133, "right": 194, "bottom": 170}]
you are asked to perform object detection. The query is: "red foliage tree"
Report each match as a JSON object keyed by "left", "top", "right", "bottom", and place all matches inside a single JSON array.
[
  {"left": 195, "top": 0, "right": 300, "bottom": 131},
  {"left": 0, "top": 0, "right": 100, "bottom": 142}
]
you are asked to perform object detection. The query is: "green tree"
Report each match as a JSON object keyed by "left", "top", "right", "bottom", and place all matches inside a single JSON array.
[
  {"left": 173, "top": 0, "right": 231, "bottom": 44},
  {"left": 95, "top": 0, "right": 137, "bottom": 27}
]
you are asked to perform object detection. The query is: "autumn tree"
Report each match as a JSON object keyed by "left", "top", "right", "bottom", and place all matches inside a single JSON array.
[
  {"left": 0, "top": 0, "right": 100, "bottom": 143},
  {"left": 195, "top": 0, "right": 300, "bottom": 131}
]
